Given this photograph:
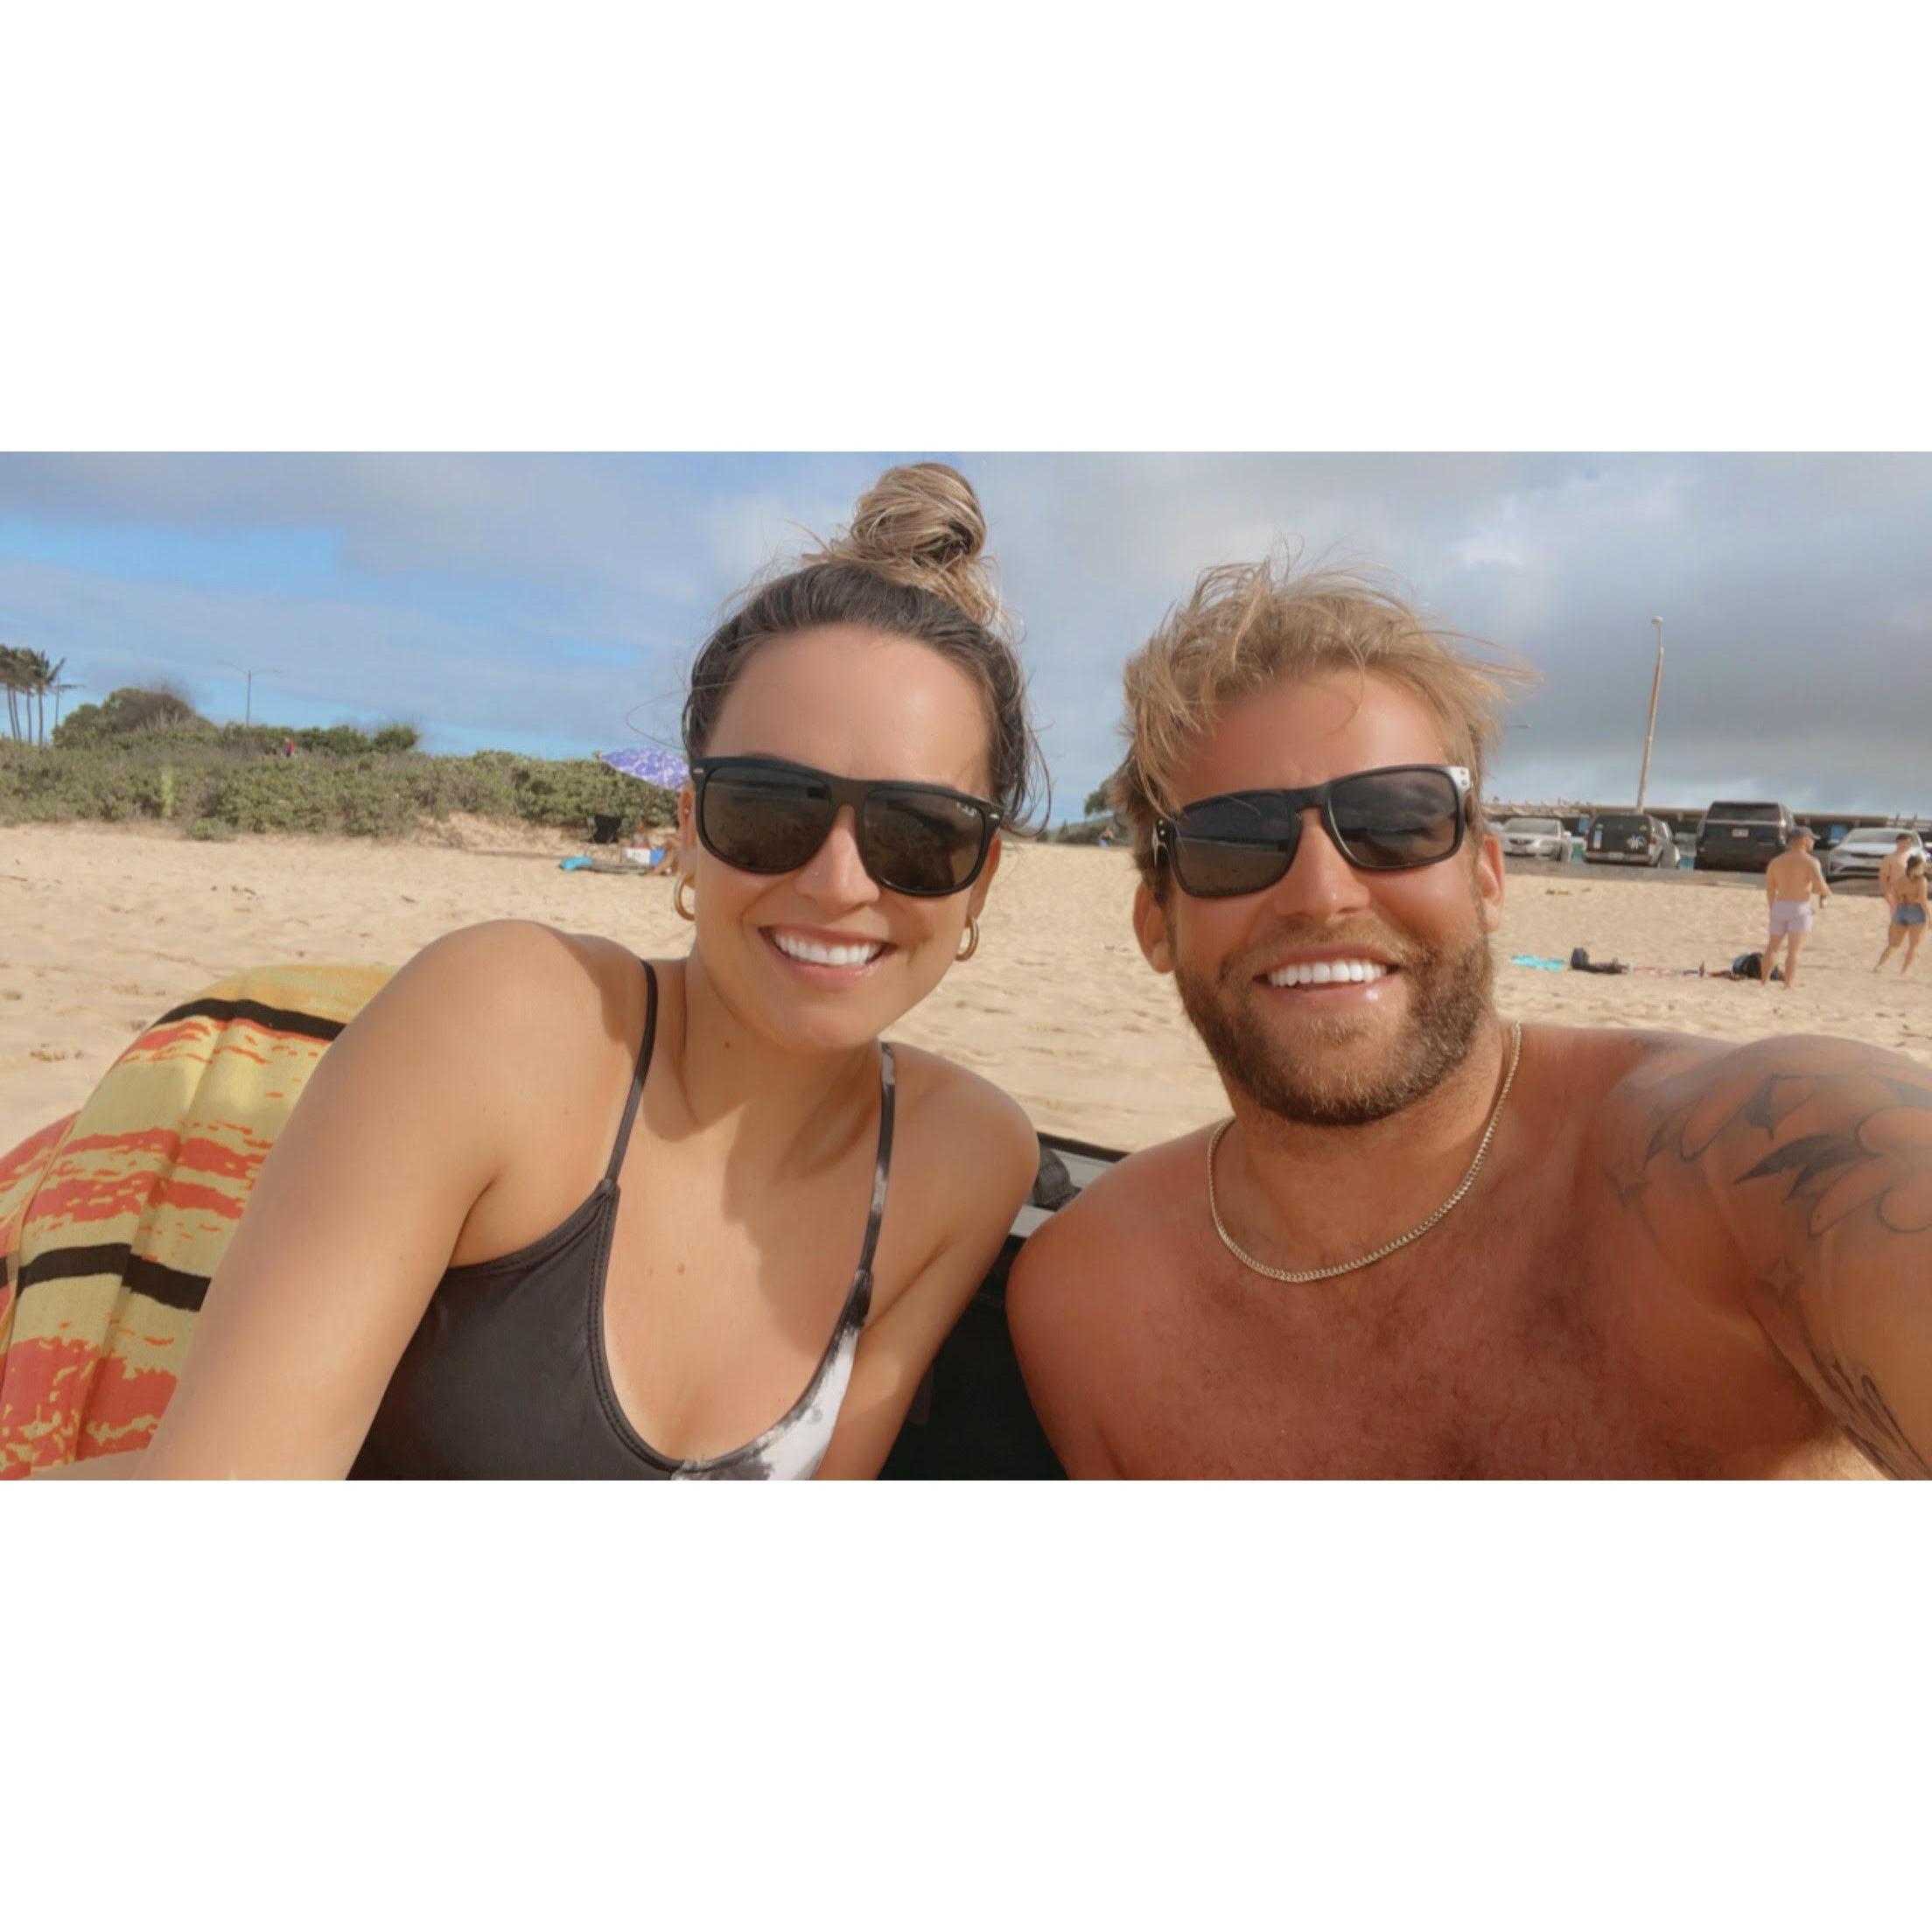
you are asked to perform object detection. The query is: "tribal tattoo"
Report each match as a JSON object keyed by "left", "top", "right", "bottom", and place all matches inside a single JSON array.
[{"left": 1614, "top": 1036, "right": 1932, "bottom": 1478}]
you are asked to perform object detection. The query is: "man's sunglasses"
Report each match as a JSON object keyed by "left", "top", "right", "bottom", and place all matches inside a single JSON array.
[
  {"left": 1154, "top": 764, "right": 1474, "bottom": 899},
  {"left": 690, "top": 756, "right": 1002, "bottom": 898}
]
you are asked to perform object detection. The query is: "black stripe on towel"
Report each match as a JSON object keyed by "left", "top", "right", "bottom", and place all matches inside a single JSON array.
[
  {"left": 17, "top": 1242, "right": 211, "bottom": 1312},
  {"left": 150, "top": 997, "right": 346, "bottom": 1043}
]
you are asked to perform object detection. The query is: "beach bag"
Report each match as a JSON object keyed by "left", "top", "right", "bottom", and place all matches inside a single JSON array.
[
  {"left": 1567, "top": 947, "right": 1631, "bottom": 975},
  {"left": 0, "top": 963, "right": 392, "bottom": 1476}
]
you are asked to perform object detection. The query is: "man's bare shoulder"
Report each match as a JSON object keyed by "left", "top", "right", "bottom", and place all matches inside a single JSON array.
[
  {"left": 1006, "top": 1130, "right": 1210, "bottom": 1351},
  {"left": 1561, "top": 1022, "right": 1738, "bottom": 1171},
  {"left": 1585, "top": 1022, "right": 1932, "bottom": 1129},
  {"left": 1019, "top": 1128, "right": 1215, "bottom": 1287},
  {"left": 1578, "top": 1018, "right": 1931, "bottom": 1284},
  {"left": 1006, "top": 1128, "right": 1215, "bottom": 1477}
]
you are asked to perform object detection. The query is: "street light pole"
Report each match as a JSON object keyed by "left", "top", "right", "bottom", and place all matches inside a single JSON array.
[{"left": 1635, "top": 616, "right": 1665, "bottom": 812}]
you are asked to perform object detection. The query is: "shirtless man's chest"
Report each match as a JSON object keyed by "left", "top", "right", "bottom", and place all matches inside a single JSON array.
[{"left": 1096, "top": 1147, "right": 1876, "bottom": 1480}]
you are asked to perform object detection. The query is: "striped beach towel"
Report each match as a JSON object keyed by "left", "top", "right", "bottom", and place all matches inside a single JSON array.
[{"left": 0, "top": 963, "right": 391, "bottom": 1476}]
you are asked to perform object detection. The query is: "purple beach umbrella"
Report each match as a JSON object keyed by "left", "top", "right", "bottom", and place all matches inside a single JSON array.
[{"left": 598, "top": 746, "right": 690, "bottom": 790}]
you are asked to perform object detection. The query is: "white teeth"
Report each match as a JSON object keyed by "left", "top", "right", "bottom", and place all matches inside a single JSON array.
[
  {"left": 1263, "top": 958, "right": 1390, "bottom": 989},
  {"left": 771, "top": 932, "right": 885, "bottom": 969}
]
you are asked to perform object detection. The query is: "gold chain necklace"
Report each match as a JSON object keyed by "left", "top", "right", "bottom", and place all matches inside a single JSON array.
[{"left": 1206, "top": 1020, "right": 1523, "bottom": 1284}]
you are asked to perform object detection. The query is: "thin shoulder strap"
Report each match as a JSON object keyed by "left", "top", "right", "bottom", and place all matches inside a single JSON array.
[
  {"left": 846, "top": 1042, "right": 898, "bottom": 1320},
  {"left": 603, "top": 960, "right": 659, "bottom": 1186}
]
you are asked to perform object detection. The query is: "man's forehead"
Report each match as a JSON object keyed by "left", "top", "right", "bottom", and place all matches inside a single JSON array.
[{"left": 1169, "top": 671, "right": 1452, "bottom": 802}]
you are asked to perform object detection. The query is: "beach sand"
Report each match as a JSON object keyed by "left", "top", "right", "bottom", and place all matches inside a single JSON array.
[{"left": 5, "top": 823, "right": 1929, "bottom": 1154}]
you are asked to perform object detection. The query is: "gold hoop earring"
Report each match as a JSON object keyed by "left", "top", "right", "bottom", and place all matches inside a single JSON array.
[
  {"left": 955, "top": 917, "right": 980, "bottom": 962},
  {"left": 674, "top": 873, "right": 696, "bottom": 922}
]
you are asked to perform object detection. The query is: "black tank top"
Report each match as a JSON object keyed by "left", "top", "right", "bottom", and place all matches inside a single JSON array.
[{"left": 350, "top": 961, "right": 898, "bottom": 1480}]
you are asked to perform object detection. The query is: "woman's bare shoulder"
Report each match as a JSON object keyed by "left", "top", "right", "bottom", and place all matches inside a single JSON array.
[
  {"left": 886, "top": 1041, "right": 1035, "bottom": 1152},
  {"left": 324, "top": 921, "right": 654, "bottom": 1151},
  {"left": 878, "top": 1041, "right": 1040, "bottom": 1233},
  {"left": 376, "top": 920, "right": 648, "bottom": 1046},
  {"left": 394, "top": 917, "right": 625, "bottom": 999}
]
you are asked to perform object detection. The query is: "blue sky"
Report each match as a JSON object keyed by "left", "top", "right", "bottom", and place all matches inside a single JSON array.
[{"left": 4, "top": 453, "right": 1929, "bottom": 819}]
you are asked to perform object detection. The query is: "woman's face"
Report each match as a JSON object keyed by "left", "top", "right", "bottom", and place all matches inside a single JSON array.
[{"left": 677, "top": 624, "right": 1003, "bottom": 1055}]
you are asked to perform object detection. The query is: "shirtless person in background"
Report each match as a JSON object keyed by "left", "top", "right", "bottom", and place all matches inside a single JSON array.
[
  {"left": 1878, "top": 832, "right": 1916, "bottom": 915},
  {"left": 1760, "top": 827, "right": 1830, "bottom": 989},
  {"left": 1008, "top": 559, "right": 1929, "bottom": 1479}
]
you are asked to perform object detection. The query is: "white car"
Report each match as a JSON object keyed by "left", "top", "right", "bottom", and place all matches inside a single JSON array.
[
  {"left": 1500, "top": 816, "right": 1570, "bottom": 862},
  {"left": 1824, "top": 827, "right": 1928, "bottom": 881}
]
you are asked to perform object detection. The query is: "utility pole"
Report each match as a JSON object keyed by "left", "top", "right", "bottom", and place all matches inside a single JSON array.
[
  {"left": 52, "top": 680, "right": 85, "bottom": 731},
  {"left": 1635, "top": 617, "right": 1664, "bottom": 811},
  {"left": 217, "top": 661, "right": 276, "bottom": 727}
]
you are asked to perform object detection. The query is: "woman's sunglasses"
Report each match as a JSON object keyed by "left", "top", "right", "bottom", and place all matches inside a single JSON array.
[
  {"left": 690, "top": 756, "right": 1002, "bottom": 898},
  {"left": 1155, "top": 764, "right": 1473, "bottom": 899}
]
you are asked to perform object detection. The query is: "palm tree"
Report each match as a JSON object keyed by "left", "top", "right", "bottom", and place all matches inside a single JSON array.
[
  {"left": 0, "top": 645, "right": 20, "bottom": 740},
  {"left": 14, "top": 649, "right": 46, "bottom": 745},
  {"left": 42, "top": 657, "right": 66, "bottom": 745}
]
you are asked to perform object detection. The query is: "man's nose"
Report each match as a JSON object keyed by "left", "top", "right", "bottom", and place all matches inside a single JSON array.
[{"left": 1257, "top": 808, "right": 1376, "bottom": 921}]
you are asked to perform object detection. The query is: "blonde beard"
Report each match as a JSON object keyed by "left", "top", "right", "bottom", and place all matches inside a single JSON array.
[{"left": 1173, "top": 925, "right": 1494, "bottom": 1127}]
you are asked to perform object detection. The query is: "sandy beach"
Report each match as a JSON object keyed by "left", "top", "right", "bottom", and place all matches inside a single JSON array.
[{"left": 5, "top": 822, "right": 1929, "bottom": 1155}]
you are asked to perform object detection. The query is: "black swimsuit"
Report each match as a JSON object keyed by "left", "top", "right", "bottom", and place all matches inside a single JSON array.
[{"left": 350, "top": 962, "right": 897, "bottom": 1480}]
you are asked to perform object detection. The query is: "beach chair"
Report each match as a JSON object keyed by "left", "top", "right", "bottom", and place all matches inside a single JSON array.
[{"left": 1, "top": 968, "right": 1111, "bottom": 1479}]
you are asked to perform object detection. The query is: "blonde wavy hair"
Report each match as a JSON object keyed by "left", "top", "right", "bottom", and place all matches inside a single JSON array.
[{"left": 1110, "top": 553, "right": 1533, "bottom": 895}]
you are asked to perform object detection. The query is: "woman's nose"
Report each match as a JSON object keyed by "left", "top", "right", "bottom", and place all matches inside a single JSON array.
[{"left": 794, "top": 804, "right": 879, "bottom": 906}]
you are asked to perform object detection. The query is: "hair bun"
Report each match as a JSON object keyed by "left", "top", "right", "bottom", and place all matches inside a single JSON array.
[{"left": 808, "top": 462, "right": 1004, "bottom": 632}]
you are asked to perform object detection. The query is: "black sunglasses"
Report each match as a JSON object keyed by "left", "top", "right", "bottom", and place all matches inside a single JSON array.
[
  {"left": 1155, "top": 764, "right": 1474, "bottom": 899},
  {"left": 690, "top": 756, "right": 1002, "bottom": 898}
]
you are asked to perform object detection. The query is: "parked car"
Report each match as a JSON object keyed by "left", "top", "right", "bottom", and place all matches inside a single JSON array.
[
  {"left": 1693, "top": 799, "right": 1795, "bottom": 873},
  {"left": 1824, "top": 826, "right": 1928, "bottom": 882},
  {"left": 1585, "top": 810, "right": 1678, "bottom": 868},
  {"left": 1499, "top": 815, "right": 1570, "bottom": 862}
]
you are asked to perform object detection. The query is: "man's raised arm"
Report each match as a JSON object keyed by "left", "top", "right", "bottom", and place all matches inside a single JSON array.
[{"left": 1606, "top": 1036, "right": 1932, "bottom": 1477}]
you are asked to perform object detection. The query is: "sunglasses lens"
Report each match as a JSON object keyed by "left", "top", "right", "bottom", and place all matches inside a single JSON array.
[
  {"left": 1170, "top": 796, "right": 1298, "bottom": 897},
  {"left": 861, "top": 788, "right": 989, "bottom": 894},
  {"left": 700, "top": 765, "right": 833, "bottom": 873},
  {"left": 1330, "top": 768, "right": 1462, "bottom": 867}
]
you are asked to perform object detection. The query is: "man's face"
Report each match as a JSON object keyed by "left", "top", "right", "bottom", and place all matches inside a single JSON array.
[{"left": 1133, "top": 671, "right": 1504, "bottom": 1127}]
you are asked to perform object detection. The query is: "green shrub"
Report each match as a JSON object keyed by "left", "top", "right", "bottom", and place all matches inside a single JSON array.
[{"left": 0, "top": 739, "right": 676, "bottom": 839}]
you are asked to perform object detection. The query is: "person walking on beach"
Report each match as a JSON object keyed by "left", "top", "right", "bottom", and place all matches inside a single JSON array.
[
  {"left": 1879, "top": 832, "right": 1916, "bottom": 914},
  {"left": 1759, "top": 826, "right": 1830, "bottom": 988},
  {"left": 134, "top": 465, "right": 1044, "bottom": 1480},
  {"left": 1874, "top": 854, "right": 1928, "bottom": 973},
  {"left": 1007, "top": 556, "right": 1931, "bottom": 1479}
]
